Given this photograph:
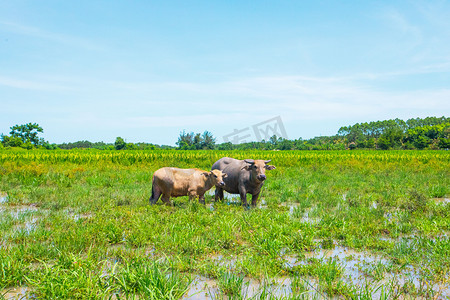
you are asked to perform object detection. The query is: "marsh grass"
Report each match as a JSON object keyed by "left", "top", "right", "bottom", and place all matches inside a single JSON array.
[
  {"left": 290, "top": 275, "right": 316, "bottom": 298},
  {"left": 110, "top": 259, "right": 192, "bottom": 299},
  {"left": 0, "top": 251, "right": 29, "bottom": 287},
  {"left": 0, "top": 150, "right": 449, "bottom": 299},
  {"left": 216, "top": 271, "right": 247, "bottom": 297}
]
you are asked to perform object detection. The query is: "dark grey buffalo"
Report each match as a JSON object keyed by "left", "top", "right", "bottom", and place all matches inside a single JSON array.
[{"left": 211, "top": 157, "right": 275, "bottom": 207}]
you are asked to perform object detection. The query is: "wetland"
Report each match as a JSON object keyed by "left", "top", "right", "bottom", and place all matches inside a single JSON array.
[{"left": 0, "top": 150, "right": 449, "bottom": 299}]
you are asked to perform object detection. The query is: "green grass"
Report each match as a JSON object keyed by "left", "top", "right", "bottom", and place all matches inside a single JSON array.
[
  {"left": 216, "top": 271, "right": 246, "bottom": 297},
  {"left": 0, "top": 149, "right": 449, "bottom": 299}
]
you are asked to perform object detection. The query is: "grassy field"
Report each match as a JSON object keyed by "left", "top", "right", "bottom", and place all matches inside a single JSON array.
[{"left": 0, "top": 149, "right": 449, "bottom": 299}]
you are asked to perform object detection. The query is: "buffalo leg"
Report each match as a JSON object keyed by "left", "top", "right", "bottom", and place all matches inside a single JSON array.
[
  {"left": 149, "top": 185, "right": 162, "bottom": 205},
  {"left": 251, "top": 193, "right": 260, "bottom": 207},
  {"left": 189, "top": 191, "right": 199, "bottom": 203},
  {"left": 215, "top": 187, "right": 224, "bottom": 201},
  {"left": 239, "top": 186, "right": 249, "bottom": 208},
  {"left": 198, "top": 194, "right": 206, "bottom": 205},
  {"left": 161, "top": 194, "right": 171, "bottom": 205}
]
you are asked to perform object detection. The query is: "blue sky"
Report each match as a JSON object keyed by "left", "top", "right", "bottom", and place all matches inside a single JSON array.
[{"left": 1, "top": 1, "right": 449, "bottom": 145}]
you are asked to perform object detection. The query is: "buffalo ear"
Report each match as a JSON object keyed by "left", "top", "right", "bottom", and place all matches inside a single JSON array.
[
  {"left": 265, "top": 165, "right": 276, "bottom": 170},
  {"left": 222, "top": 173, "right": 228, "bottom": 178},
  {"left": 202, "top": 172, "right": 210, "bottom": 177}
]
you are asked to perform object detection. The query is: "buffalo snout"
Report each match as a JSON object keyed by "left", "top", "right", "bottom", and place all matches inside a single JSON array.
[
  {"left": 257, "top": 174, "right": 266, "bottom": 181},
  {"left": 218, "top": 181, "right": 225, "bottom": 186}
]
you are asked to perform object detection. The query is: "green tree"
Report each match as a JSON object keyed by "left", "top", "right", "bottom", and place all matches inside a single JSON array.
[
  {"left": 376, "top": 136, "right": 390, "bottom": 150},
  {"left": 114, "top": 137, "right": 126, "bottom": 150},
  {"left": 347, "top": 126, "right": 364, "bottom": 143},
  {"left": 176, "top": 131, "right": 194, "bottom": 150},
  {"left": 125, "top": 143, "right": 139, "bottom": 150},
  {"left": 1, "top": 135, "right": 24, "bottom": 147},
  {"left": 176, "top": 130, "right": 216, "bottom": 150},
  {"left": 438, "top": 138, "right": 450, "bottom": 149},
  {"left": 201, "top": 131, "right": 215, "bottom": 149},
  {"left": 413, "top": 136, "right": 430, "bottom": 149},
  {"left": 366, "top": 138, "right": 375, "bottom": 149},
  {"left": 8, "top": 123, "right": 44, "bottom": 146},
  {"left": 405, "top": 122, "right": 450, "bottom": 150},
  {"left": 42, "top": 142, "right": 58, "bottom": 150},
  {"left": 193, "top": 133, "right": 202, "bottom": 150},
  {"left": 216, "top": 142, "right": 233, "bottom": 150},
  {"left": 278, "top": 138, "right": 293, "bottom": 150}
]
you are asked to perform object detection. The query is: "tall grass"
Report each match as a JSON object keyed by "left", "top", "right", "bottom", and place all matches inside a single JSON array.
[{"left": 0, "top": 149, "right": 449, "bottom": 299}]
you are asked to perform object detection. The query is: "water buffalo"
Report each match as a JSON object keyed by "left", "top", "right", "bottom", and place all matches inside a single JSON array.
[
  {"left": 211, "top": 157, "right": 275, "bottom": 207},
  {"left": 149, "top": 167, "right": 227, "bottom": 205}
]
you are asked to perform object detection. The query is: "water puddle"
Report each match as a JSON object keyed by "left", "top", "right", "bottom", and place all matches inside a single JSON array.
[
  {"left": 205, "top": 190, "right": 265, "bottom": 209},
  {"left": 282, "top": 203, "right": 321, "bottom": 224},
  {"left": 1, "top": 286, "right": 30, "bottom": 299},
  {"left": 305, "top": 246, "right": 388, "bottom": 285},
  {"left": 62, "top": 208, "right": 93, "bottom": 221},
  {"left": 2, "top": 205, "right": 39, "bottom": 216},
  {"left": 258, "top": 198, "right": 267, "bottom": 209},
  {"left": 106, "top": 243, "right": 127, "bottom": 255},
  {"left": 69, "top": 212, "right": 92, "bottom": 221},
  {"left": 183, "top": 276, "right": 297, "bottom": 299},
  {"left": 209, "top": 254, "right": 237, "bottom": 268},
  {"left": 371, "top": 201, "right": 378, "bottom": 209},
  {"left": 14, "top": 217, "right": 39, "bottom": 234},
  {"left": 0, "top": 204, "right": 46, "bottom": 237},
  {"left": 145, "top": 247, "right": 156, "bottom": 258},
  {"left": 433, "top": 198, "right": 450, "bottom": 204},
  {"left": 0, "top": 192, "right": 8, "bottom": 204},
  {"left": 299, "top": 210, "right": 321, "bottom": 225},
  {"left": 384, "top": 210, "right": 401, "bottom": 224},
  {"left": 281, "top": 202, "right": 300, "bottom": 213},
  {"left": 207, "top": 189, "right": 242, "bottom": 206},
  {"left": 183, "top": 275, "right": 217, "bottom": 299},
  {"left": 285, "top": 245, "right": 449, "bottom": 298},
  {"left": 0, "top": 205, "right": 39, "bottom": 224}
]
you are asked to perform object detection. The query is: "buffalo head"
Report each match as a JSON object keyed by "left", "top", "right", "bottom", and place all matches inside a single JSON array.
[
  {"left": 243, "top": 159, "right": 276, "bottom": 182},
  {"left": 203, "top": 169, "right": 227, "bottom": 187}
]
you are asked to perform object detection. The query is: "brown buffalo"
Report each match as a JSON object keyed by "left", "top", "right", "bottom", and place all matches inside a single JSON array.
[
  {"left": 211, "top": 157, "right": 275, "bottom": 208},
  {"left": 149, "top": 167, "right": 227, "bottom": 205}
]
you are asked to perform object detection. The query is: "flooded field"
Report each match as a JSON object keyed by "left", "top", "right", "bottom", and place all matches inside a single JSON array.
[{"left": 0, "top": 150, "right": 449, "bottom": 299}]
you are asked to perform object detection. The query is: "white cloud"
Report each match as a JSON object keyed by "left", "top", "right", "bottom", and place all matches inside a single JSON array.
[
  {"left": 0, "top": 21, "right": 103, "bottom": 50},
  {"left": 0, "top": 76, "right": 72, "bottom": 91},
  {"left": 383, "top": 9, "right": 422, "bottom": 39}
]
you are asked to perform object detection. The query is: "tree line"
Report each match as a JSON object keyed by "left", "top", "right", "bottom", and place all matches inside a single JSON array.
[
  {"left": 336, "top": 116, "right": 450, "bottom": 150},
  {"left": 1, "top": 116, "right": 449, "bottom": 150}
]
